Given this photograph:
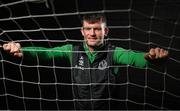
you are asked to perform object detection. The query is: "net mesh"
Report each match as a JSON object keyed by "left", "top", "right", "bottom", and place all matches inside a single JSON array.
[{"left": 0, "top": 0, "right": 180, "bottom": 110}]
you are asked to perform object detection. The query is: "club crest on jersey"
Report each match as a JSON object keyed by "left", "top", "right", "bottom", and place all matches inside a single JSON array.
[
  {"left": 98, "top": 60, "right": 107, "bottom": 70},
  {"left": 75, "top": 56, "right": 84, "bottom": 70}
]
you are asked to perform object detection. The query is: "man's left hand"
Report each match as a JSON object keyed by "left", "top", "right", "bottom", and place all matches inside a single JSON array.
[{"left": 144, "top": 47, "right": 169, "bottom": 60}]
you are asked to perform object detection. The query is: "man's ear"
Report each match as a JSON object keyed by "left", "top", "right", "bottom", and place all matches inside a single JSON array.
[
  {"left": 104, "top": 27, "right": 109, "bottom": 36},
  {"left": 81, "top": 28, "right": 85, "bottom": 36}
]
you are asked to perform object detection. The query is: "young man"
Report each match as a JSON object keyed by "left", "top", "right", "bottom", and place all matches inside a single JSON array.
[{"left": 3, "top": 13, "right": 168, "bottom": 110}]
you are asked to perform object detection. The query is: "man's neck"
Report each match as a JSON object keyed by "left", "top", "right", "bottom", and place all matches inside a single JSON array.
[
  {"left": 88, "top": 46, "right": 95, "bottom": 53},
  {"left": 83, "top": 42, "right": 105, "bottom": 53},
  {"left": 88, "top": 44, "right": 105, "bottom": 53}
]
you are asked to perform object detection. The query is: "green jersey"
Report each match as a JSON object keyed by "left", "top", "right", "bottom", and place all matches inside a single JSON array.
[{"left": 22, "top": 43, "right": 149, "bottom": 74}]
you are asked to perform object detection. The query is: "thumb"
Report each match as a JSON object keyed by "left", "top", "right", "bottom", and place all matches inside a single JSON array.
[
  {"left": 145, "top": 49, "right": 156, "bottom": 60},
  {"left": 149, "top": 49, "right": 156, "bottom": 59},
  {"left": 2, "top": 43, "right": 10, "bottom": 51},
  {"left": 14, "top": 52, "right": 23, "bottom": 57}
]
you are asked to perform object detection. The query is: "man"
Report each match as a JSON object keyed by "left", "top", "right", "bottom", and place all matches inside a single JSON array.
[{"left": 2, "top": 13, "right": 168, "bottom": 110}]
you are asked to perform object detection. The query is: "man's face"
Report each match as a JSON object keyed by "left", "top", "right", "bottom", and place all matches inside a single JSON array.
[{"left": 81, "top": 20, "right": 109, "bottom": 47}]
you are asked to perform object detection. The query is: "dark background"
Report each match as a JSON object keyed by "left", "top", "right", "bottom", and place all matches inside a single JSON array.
[{"left": 0, "top": 0, "right": 180, "bottom": 110}]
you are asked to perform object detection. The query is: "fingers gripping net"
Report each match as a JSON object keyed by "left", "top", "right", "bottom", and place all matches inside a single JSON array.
[{"left": 0, "top": 0, "right": 180, "bottom": 110}]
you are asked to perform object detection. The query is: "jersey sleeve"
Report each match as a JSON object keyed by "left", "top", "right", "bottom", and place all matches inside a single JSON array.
[
  {"left": 113, "top": 47, "right": 149, "bottom": 68},
  {"left": 21, "top": 44, "right": 72, "bottom": 61}
]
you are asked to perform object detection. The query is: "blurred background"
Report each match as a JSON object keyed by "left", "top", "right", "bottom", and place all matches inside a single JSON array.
[{"left": 0, "top": 0, "right": 180, "bottom": 110}]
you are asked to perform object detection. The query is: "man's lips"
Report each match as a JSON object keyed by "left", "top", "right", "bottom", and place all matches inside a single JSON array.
[{"left": 88, "top": 37, "right": 97, "bottom": 40}]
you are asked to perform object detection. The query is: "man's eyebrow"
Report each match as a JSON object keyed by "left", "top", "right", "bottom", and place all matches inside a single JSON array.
[
  {"left": 83, "top": 26, "right": 102, "bottom": 28},
  {"left": 82, "top": 27, "right": 102, "bottom": 30}
]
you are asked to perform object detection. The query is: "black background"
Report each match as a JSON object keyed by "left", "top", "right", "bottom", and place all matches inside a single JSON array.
[{"left": 0, "top": 0, "right": 180, "bottom": 110}]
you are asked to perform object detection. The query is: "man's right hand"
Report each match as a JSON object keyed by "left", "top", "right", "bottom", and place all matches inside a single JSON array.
[{"left": 3, "top": 42, "right": 23, "bottom": 57}]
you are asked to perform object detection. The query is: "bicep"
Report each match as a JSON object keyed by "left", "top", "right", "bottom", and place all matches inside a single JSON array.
[{"left": 113, "top": 47, "right": 148, "bottom": 68}]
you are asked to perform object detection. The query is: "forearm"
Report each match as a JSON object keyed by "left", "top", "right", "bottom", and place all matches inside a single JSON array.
[
  {"left": 22, "top": 44, "right": 72, "bottom": 60},
  {"left": 22, "top": 47, "right": 56, "bottom": 60}
]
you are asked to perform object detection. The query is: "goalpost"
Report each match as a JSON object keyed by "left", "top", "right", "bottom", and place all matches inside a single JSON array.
[{"left": 0, "top": 0, "right": 180, "bottom": 110}]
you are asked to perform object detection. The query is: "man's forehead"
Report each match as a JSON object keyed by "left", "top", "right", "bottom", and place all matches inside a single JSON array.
[
  {"left": 83, "top": 21, "right": 106, "bottom": 27},
  {"left": 83, "top": 20, "right": 102, "bottom": 24}
]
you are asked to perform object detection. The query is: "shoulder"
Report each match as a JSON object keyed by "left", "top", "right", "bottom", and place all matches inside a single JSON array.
[
  {"left": 107, "top": 44, "right": 125, "bottom": 52},
  {"left": 114, "top": 47, "right": 126, "bottom": 51},
  {"left": 113, "top": 46, "right": 130, "bottom": 57},
  {"left": 71, "top": 43, "right": 84, "bottom": 51},
  {"left": 52, "top": 44, "right": 73, "bottom": 51},
  {"left": 61, "top": 44, "right": 73, "bottom": 48}
]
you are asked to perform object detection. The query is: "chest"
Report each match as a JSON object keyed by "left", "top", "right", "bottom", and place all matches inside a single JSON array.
[{"left": 71, "top": 47, "right": 114, "bottom": 84}]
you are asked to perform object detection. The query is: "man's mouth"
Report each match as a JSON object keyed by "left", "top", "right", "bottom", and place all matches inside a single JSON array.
[{"left": 88, "top": 37, "right": 97, "bottom": 40}]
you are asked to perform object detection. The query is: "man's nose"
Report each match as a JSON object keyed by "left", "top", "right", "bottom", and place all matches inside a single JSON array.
[{"left": 89, "top": 28, "right": 96, "bottom": 35}]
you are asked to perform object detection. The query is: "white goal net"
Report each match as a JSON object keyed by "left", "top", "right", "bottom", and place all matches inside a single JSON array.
[{"left": 0, "top": 0, "right": 180, "bottom": 110}]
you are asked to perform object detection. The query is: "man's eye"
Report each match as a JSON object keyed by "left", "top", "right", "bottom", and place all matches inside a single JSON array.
[
  {"left": 83, "top": 27, "right": 102, "bottom": 31},
  {"left": 94, "top": 28, "right": 102, "bottom": 31},
  {"left": 83, "top": 27, "right": 91, "bottom": 30}
]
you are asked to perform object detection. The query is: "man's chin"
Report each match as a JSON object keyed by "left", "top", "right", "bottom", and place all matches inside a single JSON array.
[
  {"left": 86, "top": 41, "right": 102, "bottom": 47},
  {"left": 87, "top": 42, "right": 97, "bottom": 47}
]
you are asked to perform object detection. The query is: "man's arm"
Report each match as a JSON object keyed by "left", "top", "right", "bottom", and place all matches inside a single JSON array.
[
  {"left": 113, "top": 47, "right": 169, "bottom": 68},
  {"left": 2, "top": 42, "right": 72, "bottom": 60}
]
